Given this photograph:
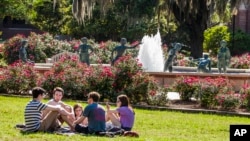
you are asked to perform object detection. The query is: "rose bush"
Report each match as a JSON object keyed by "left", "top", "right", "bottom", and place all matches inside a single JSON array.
[
  {"left": 198, "top": 77, "right": 233, "bottom": 108},
  {"left": 215, "top": 93, "right": 244, "bottom": 110},
  {"left": 171, "top": 76, "right": 199, "bottom": 101},
  {"left": 3, "top": 32, "right": 74, "bottom": 64},
  {"left": 112, "top": 55, "right": 160, "bottom": 104},
  {"left": 38, "top": 54, "right": 87, "bottom": 99},
  {"left": 37, "top": 54, "right": 161, "bottom": 104},
  {"left": 239, "top": 83, "right": 250, "bottom": 109},
  {"left": 1, "top": 61, "right": 38, "bottom": 94}
]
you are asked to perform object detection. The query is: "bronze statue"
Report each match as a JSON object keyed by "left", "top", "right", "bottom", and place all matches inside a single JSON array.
[
  {"left": 78, "top": 37, "right": 93, "bottom": 66},
  {"left": 196, "top": 54, "right": 211, "bottom": 73},
  {"left": 163, "top": 43, "right": 182, "bottom": 72},
  {"left": 217, "top": 40, "right": 231, "bottom": 73},
  {"left": 19, "top": 39, "right": 28, "bottom": 63},
  {"left": 111, "top": 38, "right": 140, "bottom": 66}
]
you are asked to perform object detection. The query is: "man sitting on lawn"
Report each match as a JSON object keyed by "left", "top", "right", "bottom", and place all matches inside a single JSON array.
[
  {"left": 24, "top": 87, "right": 73, "bottom": 132},
  {"left": 73, "top": 91, "right": 106, "bottom": 135},
  {"left": 42, "top": 87, "right": 75, "bottom": 130}
]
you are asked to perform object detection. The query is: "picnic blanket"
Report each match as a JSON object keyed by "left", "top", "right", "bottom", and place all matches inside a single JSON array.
[
  {"left": 15, "top": 124, "right": 76, "bottom": 136},
  {"left": 15, "top": 124, "right": 139, "bottom": 137}
]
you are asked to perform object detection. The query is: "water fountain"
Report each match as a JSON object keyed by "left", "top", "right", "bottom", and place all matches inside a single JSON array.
[{"left": 137, "top": 30, "right": 164, "bottom": 72}]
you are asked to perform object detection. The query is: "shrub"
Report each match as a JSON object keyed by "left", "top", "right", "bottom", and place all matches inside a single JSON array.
[
  {"left": 171, "top": 76, "right": 199, "bottom": 101},
  {"left": 112, "top": 55, "right": 160, "bottom": 104},
  {"left": 91, "top": 40, "right": 118, "bottom": 64},
  {"left": 239, "top": 83, "right": 250, "bottom": 109},
  {"left": 199, "top": 77, "right": 233, "bottom": 108},
  {"left": 215, "top": 93, "right": 242, "bottom": 110},
  {"left": 39, "top": 54, "right": 87, "bottom": 99},
  {"left": 230, "top": 53, "right": 250, "bottom": 69},
  {"left": 38, "top": 54, "right": 159, "bottom": 104},
  {"left": 231, "top": 29, "right": 250, "bottom": 55},
  {"left": 203, "top": 25, "right": 230, "bottom": 56},
  {"left": 85, "top": 65, "right": 115, "bottom": 101},
  {"left": 1, "top": 61, "right": 38, "bottom": 94},
  {"left": 3, "top": 34, "right": 25, "bottom": 64},
  {"left": 147, "top": 88, "right": 169, "bottom": 106},
  {"left": 0, "top": 68, "right": 7, "bottom": 93},
  {"left": 3, "top": 32, "right": 74, "bottom": 64}
]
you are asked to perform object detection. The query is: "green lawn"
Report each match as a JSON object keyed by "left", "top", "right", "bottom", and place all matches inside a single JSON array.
[{"left": 0, "top": 95, "right": 250, "bottom": 141}]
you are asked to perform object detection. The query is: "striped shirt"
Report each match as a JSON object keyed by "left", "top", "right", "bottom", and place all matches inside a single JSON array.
[{"left": 24, "top": 100, "right": 47, "bottom": 132}]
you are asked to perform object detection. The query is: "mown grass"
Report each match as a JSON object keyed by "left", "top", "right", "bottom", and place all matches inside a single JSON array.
[{"left": 0, "top": 95, "right": 250, "bottom": 141}]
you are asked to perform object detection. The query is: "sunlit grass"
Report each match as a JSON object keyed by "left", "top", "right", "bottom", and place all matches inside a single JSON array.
[{"left": 0, "top": 95, "right": 250, "bottom": 141}]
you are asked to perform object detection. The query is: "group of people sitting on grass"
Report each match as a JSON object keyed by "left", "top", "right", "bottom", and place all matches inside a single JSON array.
[{"left": 22, "top": 86, "right": 138, "bottom": 137}]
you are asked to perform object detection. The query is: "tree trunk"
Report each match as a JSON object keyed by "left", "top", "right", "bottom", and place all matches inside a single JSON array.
[
  {"left": 189, "top": 23, "right": 204, "bottom": 59},
  {"left": 171, "top": 1, "right": 208, "bottom": 59}
]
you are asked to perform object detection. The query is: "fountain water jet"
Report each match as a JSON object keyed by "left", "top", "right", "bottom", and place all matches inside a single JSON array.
[{"left": 137, "top": 30, "right": 164, "bottom": 72}]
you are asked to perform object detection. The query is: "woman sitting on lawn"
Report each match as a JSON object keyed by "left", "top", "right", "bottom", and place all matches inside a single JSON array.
[
  {"left": 106, "top": 94, "right": 135, "bottom": 131},
  {"left": 73, "top": 103, "right": 88, "bottom": 126}
]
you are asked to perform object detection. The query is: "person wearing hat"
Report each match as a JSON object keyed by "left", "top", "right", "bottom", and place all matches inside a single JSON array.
[
  {"left": 24, "top": 87, "right": 73, "bottom": 132},
  {"left": 78, "top": 37, "right": 94, "bottom": 66}
]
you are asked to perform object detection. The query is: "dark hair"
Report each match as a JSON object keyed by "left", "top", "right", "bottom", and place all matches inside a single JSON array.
[
  {"left": 117, "top": 94, "right": 130, "bottom": 107},
  {"left": 73, "top": 103, "right": 83, "bottom": 117},
  {"left": 88, "top": 91, "right": 100, "bottom": 102},
  {"left": 32, "top": 87, "right": 46, "bottom": 98},
  {"left": 53, "top": 87, "right": 64, "bottom": 95}
]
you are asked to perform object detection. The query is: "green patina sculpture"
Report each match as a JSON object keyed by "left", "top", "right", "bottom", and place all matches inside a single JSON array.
[
  {"left": 111, "top": 38, "right": 139, "bottom": 66},
  {"left": 217, "top": 40, "right": 231, "bottom": 73},
  {"left": 163, "top": 43, "right": 182, "bottom": 72},
  {"left": 197, "top": 54, "right": 211, "bottom": 73},
  {"left": 78, "top": 37, "right": 94, "bottom": 66},
  {"left": 19, "top": 39, "right": 28, "bottom": 63}
]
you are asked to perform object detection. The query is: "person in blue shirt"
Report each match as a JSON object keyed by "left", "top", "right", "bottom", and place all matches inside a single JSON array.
[{"left": 73, "top": 91, "right": 106, "bottom": 135}]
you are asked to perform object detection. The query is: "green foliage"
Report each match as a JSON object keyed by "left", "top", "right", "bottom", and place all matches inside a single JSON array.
[
  {"left": 147, "top": 88, "right": 169, "bottom": 106},
  {"left": 215, "top": 94, "right": 243, "bottom": 110},
  {"left": 230, "top": 29, "right": 250, "bottom": 55},
  {"left": 239, "top": 84, "right": 250, "bottom": 109},
  {"left": 3, "top": 34, "right": 25, "bottom": 64},
  {"left": 39, "top": 55, "right": 86, "bottom": 99},
  {"left": 170, "top": 76, "right": 235, "bottom": 108},
  {"left": 29, "top": 0, "right": 70, "bottom": 33},
  {"left": 3, "top": 33, "right": 74, "bottom": 64},
  {"left": 38, "top": 54, "right": 161, "bottom": 104},
  {"left": 112, "top": 55, "right": 159, "bottom": 103},
  {"left": 171, "top": 76, "right": 199, "bottom": 101},
  {"left": 0, "top": 0, "right": 29, "bottom": 19},
  {"left": 230, "top": 53, "right": 250, "bottom": 69},
  {"left": 199, "top": 77, "right": 233, "bottom": 108},
  {"left": 203, "top": 25, "right": 230, "bottom": 56},
  {"left": 1, "top": 61, "right": 38, "bottom": 94}
]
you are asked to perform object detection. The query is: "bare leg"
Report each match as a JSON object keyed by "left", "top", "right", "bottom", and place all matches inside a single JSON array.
[
  {"left": 106, "top": 112, "right": 121, "bottom": 127},
  {"left": 39, "top": 111, "right": 59, "bottom": 132},
  {"left": 60, "top": 115, "right": 74, "bottom": 131}
]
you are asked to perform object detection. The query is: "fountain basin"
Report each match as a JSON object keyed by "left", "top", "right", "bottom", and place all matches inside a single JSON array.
[{"left": 149, "top": 67, "right": 250, "bottom": 92}]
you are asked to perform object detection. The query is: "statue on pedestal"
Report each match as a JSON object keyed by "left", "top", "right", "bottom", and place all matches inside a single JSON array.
[
  {"left": 217, "top": 40, "right": 231, "bottom": 73},
  {"left": 19, "top": 39, "right": 28, "bottom": 63},
  {"left": 163, "top": 43, "right": 182, "bottom": 72},
  {"left": 78, "top": 37, "right": 93, "bottom": 66}
]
